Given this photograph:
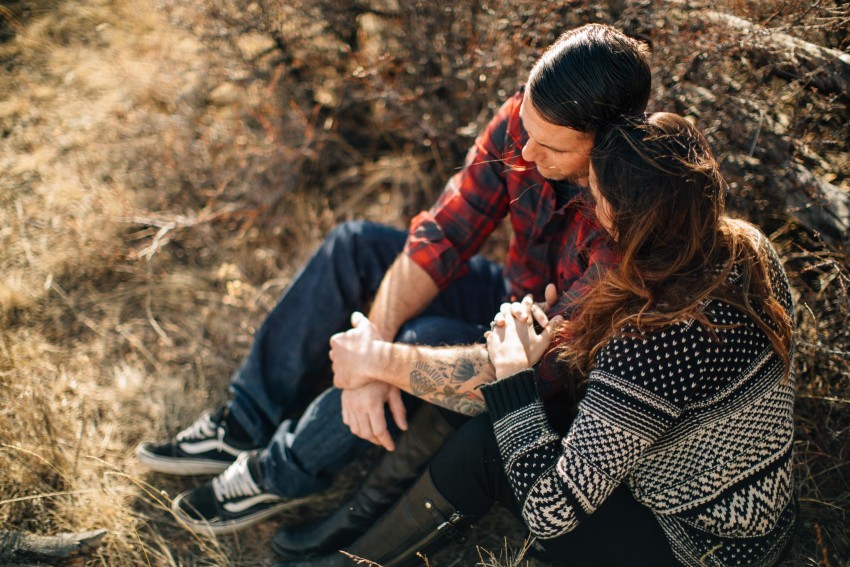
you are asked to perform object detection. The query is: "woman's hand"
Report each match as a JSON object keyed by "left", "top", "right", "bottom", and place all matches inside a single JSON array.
[
  {"left": 486, "top": 300, "right": 563, "bottom": 380},
  {"left": 491, "top": 284, "right": 559, "bottom": 330}
]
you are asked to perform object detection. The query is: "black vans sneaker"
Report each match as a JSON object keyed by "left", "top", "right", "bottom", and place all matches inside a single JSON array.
[
  {"left": 172, "top": 452, "right": 294, "bottom": 534},
  {"left": 136, "top": 406, "right": 255, "bottom": 475}
]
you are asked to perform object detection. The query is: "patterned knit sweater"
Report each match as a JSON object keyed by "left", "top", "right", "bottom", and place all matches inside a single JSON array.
[{"left": 480, "top": 247, "right": 796, "bottom": 567}]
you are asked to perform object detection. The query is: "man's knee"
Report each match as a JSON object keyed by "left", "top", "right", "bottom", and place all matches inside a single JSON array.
[
  {"left": 322, "top": 220, "right": 405, "bottom": 276},
  {"left": 326, "top": 219, "right": 368, "bottom": 241},
  {"left": 324, "top": 220, "right": 394, "bottom": 251},
  {"left": 321, "top": 220, "right": 368, "bottom": 255},
  {"left": 395, "top": 318, "right": 442, "bottom": 345}
]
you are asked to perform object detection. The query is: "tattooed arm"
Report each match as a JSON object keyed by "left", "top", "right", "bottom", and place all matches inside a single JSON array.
[
  {"left": 330, "top": 314, "right": 493, "bottom": 415},
  {"left": 394, "top": 346, "right": 492, "bottom": 415}
]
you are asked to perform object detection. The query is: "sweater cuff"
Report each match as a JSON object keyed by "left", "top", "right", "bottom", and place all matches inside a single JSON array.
[{"left": 480, "top": 369, "right": 541, "bottom": 421}]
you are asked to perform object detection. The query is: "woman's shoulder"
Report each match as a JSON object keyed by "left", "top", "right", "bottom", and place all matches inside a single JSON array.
[
  {"left": 724, "top": 217, "right": 794, "bottom": 314},
  {"left": 591, "top": 302, "right": 772, "bottom": 406},
  {"left": 591, "top": 319, "right": 709, "bottom": 405}
]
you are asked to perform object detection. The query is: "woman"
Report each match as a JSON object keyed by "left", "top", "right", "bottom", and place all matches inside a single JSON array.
[
  {"left": 474, "top": 112, "right": 796, "bottom": 566},
  {"left": 278, "top": 113, "right": 796, "bottom": 567}
]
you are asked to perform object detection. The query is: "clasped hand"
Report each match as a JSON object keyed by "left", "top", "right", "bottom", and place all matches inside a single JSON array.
[
  {"left": 331, "top": 312, "right": 408, "bottom": 452},
  {"left": 486, "top": 295, "right": 563, "bottom": 379},
  {"left": 329, "top": 311, "right": 383, "bottom": 390}
]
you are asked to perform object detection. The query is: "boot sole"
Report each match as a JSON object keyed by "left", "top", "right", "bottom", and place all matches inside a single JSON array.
[
  {"left": 136, "top": 443, "right": 236, "bottom": 476},
  {"left": 271, "top": 521, "right": 361, "bottom": 559},
  {"left": 171, "top": 492, "right": 306, "bottom": 535}
]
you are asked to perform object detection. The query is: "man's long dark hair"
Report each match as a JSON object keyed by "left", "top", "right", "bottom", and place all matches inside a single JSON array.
[{"left": 527, "top": 24, "right": 652, "bottom": 134}]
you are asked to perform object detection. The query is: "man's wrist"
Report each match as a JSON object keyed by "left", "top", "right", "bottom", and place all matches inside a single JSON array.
[
  {"left": 373, "top": 321, "right": 398, "bottom": 343},
  {"left": 370, "top": 340, "right": 398, "bottom": 384}
]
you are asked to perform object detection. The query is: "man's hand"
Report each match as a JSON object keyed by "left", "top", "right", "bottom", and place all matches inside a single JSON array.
[
  {"left": 341, "top": 382, "right": 408, "bottom": 451},
  {"left": 330, "top": 312, "right": 385, "bottom": 390},
  {"left": 332, "top": 311, "right": 408, "bottom": 451},
  {"left": 540, "top": 282, "right": 559, "bottom": 316},
  {"left": 487, "top": 301, "right": 563, "bottom": 379},
  {"left": 493, "top": 283, "right": 560, "bottom": 331}
]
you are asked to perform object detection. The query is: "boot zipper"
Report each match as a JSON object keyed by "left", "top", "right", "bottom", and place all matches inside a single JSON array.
[{"left": 387, "top": 510, "right": 466, "bottom": 567}]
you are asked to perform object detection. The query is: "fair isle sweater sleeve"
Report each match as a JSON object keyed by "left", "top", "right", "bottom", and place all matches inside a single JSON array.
[{"left": 481, "top": 327, "right": 695, "bottom": 540}]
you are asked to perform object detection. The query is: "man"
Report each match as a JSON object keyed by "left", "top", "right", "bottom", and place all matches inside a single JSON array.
[{"left": 136, "top": 23, "right": 651, "bottom": 550}]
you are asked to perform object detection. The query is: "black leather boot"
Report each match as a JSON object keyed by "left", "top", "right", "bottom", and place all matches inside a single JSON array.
[
  {"left": 273, "top": 468, "right": 470, "bottom": 567},
  {"left": 272, "top": 403, "right": 455, "bottom": 559}
]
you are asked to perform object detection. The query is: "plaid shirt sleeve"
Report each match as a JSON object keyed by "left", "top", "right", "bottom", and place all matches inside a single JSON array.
[
  {"left": 537, "top": 217, "right": 619, "bottom": 401},
  {"left": 403, "top": 93, "right": 522, "bottom": 290},
  {"left": 554, "top": 224, "right": 618, "bottom": 320}
]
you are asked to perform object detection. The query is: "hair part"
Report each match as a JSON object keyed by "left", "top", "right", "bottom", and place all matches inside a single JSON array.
[{"left": 527, "top": 24, "right": 652, "bottom": 134}]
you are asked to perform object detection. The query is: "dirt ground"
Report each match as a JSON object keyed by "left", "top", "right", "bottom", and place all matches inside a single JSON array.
[{"left": 1, "top": 0, "right": 848, "bottom": 565}]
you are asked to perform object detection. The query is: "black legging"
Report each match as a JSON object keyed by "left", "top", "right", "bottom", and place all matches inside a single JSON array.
[{"left": 429, "top": 413, "right": 681, "bottom": 567}]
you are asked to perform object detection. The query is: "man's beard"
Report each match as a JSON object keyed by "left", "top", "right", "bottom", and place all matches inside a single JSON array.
[{"left": 538, "top": 166, "right": 585, "bottom": 186}]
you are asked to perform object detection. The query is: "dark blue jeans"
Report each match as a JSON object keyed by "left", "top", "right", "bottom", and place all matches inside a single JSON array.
[{"left": 227, "top": 221, "right": 509, "bottom": 497}]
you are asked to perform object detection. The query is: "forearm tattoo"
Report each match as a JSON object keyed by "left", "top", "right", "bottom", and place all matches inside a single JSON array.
[{"left": 409, "top": 356, "right": 488, "bottom": 416}]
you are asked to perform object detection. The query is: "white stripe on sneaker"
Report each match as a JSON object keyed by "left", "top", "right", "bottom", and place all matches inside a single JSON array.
[
  {"left": 179, "top": 439, "right": 243, "bottom": 457},
  {"left": 223, "top": 493, "right": 283, "bottom": 514}
]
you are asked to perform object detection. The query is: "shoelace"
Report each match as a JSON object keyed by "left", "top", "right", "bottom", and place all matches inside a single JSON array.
[
  {"left": 212, "top": 456, "right": 260, "bottom": 502},
  {"left": 176, "top": 414, "right": 219, "bottom": 442}
]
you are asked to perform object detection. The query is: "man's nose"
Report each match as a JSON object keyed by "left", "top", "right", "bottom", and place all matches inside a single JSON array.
[{"left": 521, "top": 138, "right": 538, "bottom": 163}]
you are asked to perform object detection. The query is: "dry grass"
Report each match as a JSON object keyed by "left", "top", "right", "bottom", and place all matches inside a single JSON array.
[{"left": 1, "top": 0, "right": 848, "bottom": 565}]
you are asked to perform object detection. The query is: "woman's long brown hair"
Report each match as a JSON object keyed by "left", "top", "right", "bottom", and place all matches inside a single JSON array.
[{"left": 559, "top": 113, "right": 793, "bottom": 379}]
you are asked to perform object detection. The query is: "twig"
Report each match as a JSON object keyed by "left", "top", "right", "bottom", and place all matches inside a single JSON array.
[
  {"left": 748, "top": 108, "right": 764, "bottom": 157},
  {"left": 0, "top": 443, "right": 65, "bottom": 478},
  {"left": 39, "top": 395, "right": 65, "bottom": 470},
  {"left": 0, "top": 312, "right": 15, "bottom": 371},
  {"left": 121, "top": 206, "right": 263, "bottom": 261},
  {"left": 15, "top": 199, "right": 36, "bottom": 266},
  {"left": 48, "top": 282, "right": 107, "bottom": 338},
  {"left": 813, "top": 522, "right": 832, "bottom": 567},
  {"left": 796, "top": 340, "right": 850, "bottom": 358},
  {"left": 116, "top": 327, "right": 162, "bottom": 372},
  {"left": 797, "top": 394, "right": 850, "bottom": 405},
  {"left": 0, "top": 488, "right": 102, "bottom": 506},
  {"left": 145, "top": 298, "right": 173, "bottom": 347},
  {"left": 144, "top": 245, "right": 173, "bottom": 347},
  {"left": 339, "top": 550, "right": 384, "bottom": 565},
  {"left": 71, "top": 409, "right": 87, "bottom": 508}
]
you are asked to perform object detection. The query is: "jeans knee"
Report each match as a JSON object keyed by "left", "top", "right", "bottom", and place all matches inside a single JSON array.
[
  {"left": 323, "top": 220, "right": 399, "bottom": 260},
  {"left": 395, "top": 318, "right": 441, "bottom": 345},
  {"left": 325, "top": 220, "right": 369, "bottom": 248},
  {"left": 395, "top": 316, "right": 485, "bottom": 346}
]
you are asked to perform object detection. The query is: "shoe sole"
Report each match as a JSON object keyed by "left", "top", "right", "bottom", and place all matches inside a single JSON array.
[
  {"left": 270, "top": 519, "right": 357, "bottom": 559},
  {"left": 171, "top": 491, "right": 305, "bottom": 535},
  {"left": 136, "top": 443, "right": 235, "bottom": 476}
]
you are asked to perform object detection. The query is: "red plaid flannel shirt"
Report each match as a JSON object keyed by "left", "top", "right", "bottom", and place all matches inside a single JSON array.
[{"left": 404, "top": 90, "right": 616, "bottom": 317}]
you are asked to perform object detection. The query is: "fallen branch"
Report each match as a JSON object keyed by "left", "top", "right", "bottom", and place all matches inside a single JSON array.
[
  {"left": 664, "top": 1, "right": 850, "bottom": 101},
  {"left": 704, "top": 11, "right": 850, "bottom": 102},
  {"left": 0, "top": 528, "right": 107, "bottom": 564},
  {"left": 671, "top": 82, "right": 850, "bottom": 244},
  {"left": 121, "top": 206, "right": 266, "bottom": 261},
  {"left": 781, "top": 162, "right": 850, "bottom": 243}
]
